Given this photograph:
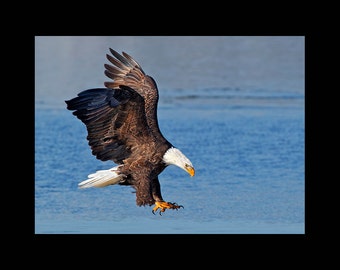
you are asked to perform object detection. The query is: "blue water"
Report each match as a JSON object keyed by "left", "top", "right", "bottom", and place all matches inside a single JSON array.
[{"left": 35, "top": 36, "right": 305, "bottom": 234}]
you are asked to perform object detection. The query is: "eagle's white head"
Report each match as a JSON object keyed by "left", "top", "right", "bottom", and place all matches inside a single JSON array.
[{"left": 163, "top": 147, "right": 195, "bottom": 177}]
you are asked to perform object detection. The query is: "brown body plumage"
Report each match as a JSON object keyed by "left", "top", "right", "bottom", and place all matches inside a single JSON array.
[{"left": 65, "top": 49, "right": 195, "bottom": 214}]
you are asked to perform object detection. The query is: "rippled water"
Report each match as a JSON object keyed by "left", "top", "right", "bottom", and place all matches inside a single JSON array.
[{"left": 35, "top": 36, "right": 305, "bottom": 234}]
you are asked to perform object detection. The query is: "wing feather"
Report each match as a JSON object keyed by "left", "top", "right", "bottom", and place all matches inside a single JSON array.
[
  {"left": 108, "top": 48, "right": 135, "bottom": 68},
  {"left": 106, "top": 54, "right": 127, "bottom": 70},
  {"left": 65, "top": 86, "right": 153, "bottom": 163},
  {"left": 103, "top": 49, "right": 158, "bottom": 96},
  {"left": 122, "top": 51, "right": 140, "bottom": 67}
]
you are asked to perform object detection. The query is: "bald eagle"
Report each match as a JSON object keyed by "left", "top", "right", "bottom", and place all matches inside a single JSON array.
[{"left": 65, "top": 49, "right": 195, "bottom": 215}]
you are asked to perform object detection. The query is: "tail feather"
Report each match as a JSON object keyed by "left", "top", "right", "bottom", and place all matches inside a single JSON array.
[{"left": 78, "top": 166, "right": 125, "bottom": 188}]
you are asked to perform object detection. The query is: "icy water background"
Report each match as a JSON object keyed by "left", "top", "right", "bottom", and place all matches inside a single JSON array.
[{"left": 35, "top": 36, "right": 305, "bottom": 234}]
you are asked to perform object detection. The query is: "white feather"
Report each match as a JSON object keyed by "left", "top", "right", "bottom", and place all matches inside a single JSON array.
[{"left": 78, "top": 166, "right": 125, "bottom": 188}]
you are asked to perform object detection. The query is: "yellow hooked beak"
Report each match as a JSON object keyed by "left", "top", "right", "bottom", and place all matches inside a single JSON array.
[{"left": 186, "top": 165, "right": 195, "bottom": 177}]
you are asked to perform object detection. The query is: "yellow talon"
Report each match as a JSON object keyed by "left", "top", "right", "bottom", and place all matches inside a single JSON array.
[{"left": 152, "top": 201, "right": 183, "bottom": 215}]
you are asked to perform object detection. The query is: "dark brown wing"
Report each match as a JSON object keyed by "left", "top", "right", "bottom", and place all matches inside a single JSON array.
[
  {"left": 65, "top": 86, "right": 153, "bottom": 164},
  {"left": 104, "top": 49, "right": 171, "bottom": 147}
]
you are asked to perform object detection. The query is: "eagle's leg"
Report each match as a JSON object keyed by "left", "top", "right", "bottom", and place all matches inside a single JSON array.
[
  {"left": 152, "top": 201, "right": 183, "bottom": 215},
  {"left": 151, "top": 177, "right": 183, "bottom": 215}
]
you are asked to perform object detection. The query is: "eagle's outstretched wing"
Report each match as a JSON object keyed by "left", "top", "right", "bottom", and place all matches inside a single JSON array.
[
  {"left": 65, "top": 85, "right": 152, "bottom": 164},
  {"left": 104, "top": 49, "right": 168, "bottom": 145}
]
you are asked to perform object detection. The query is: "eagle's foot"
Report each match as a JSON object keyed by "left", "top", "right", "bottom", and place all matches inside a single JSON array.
[{"left": 152, "top": 201, "right": 183, "bottom": 215}]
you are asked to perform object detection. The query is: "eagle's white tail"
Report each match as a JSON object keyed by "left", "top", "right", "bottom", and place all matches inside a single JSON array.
[{"left": 78, "top": 166, "right": 125, "bottom": 188}]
